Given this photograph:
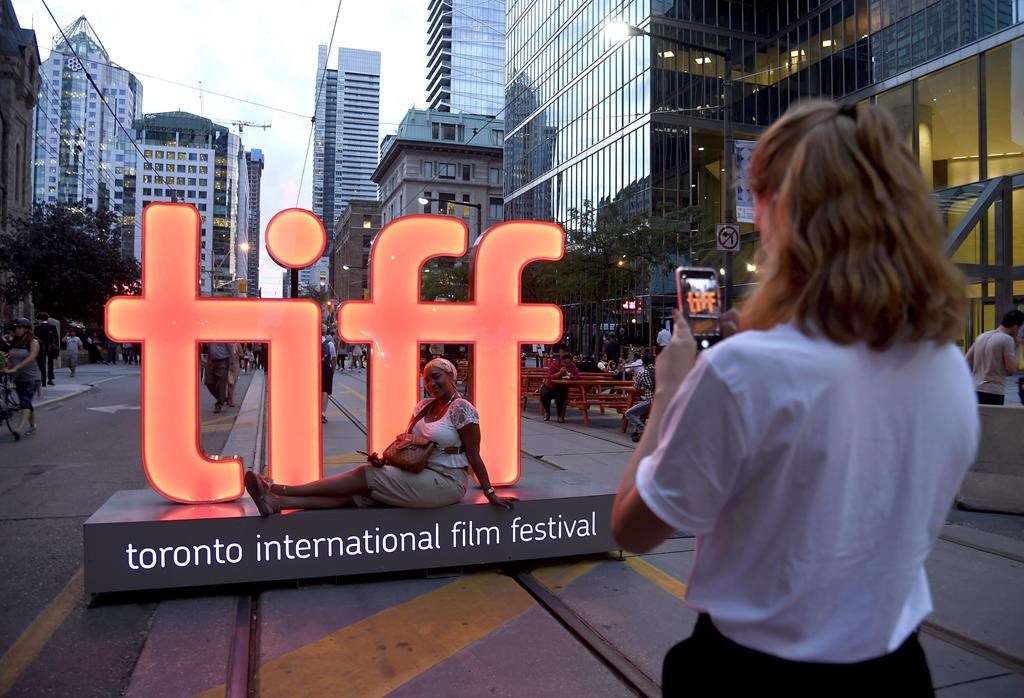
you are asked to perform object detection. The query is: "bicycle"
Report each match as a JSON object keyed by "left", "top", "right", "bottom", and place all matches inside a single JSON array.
[{"left": 0, "top": 372, "right": 25, "bottom": 441}]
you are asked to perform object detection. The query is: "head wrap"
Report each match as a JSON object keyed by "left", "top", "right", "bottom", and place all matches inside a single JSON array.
[{"left": 423, "top": 357, "right": 458, "bottom": 382}]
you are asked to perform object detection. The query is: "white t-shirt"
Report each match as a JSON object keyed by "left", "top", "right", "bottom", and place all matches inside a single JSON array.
[
  {"left": 65, "top": 336, "right": 83, "bottom": 353},
  {"left": 411, "top": 397, "right": 479, "bottom": 469},
  {"left": 636, "top": 323, "right": 978, "bottom": 662},
  {"left": 657, "top": 327, "right": 672, "bottom": 347}
]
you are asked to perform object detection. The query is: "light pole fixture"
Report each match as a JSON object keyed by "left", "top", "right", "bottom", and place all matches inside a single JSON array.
[
  {"left": 419, "top": 195, "right": 483, "bottom": 240},
  {"left": 604, "top": 20, "right": 736, "bottom": 308},
  {"left": 239, "top": 241, "right": 251, "bottom": 253}
]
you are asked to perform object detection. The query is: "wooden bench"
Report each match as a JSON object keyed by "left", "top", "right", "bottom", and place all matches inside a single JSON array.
[{"left": 552, "top": 379, "right": 637, "bottom": 427}]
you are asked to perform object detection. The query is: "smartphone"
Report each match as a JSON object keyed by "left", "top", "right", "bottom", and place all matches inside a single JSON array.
[{"left": 675, "top": 266, "right": 722, "bottom": 340}]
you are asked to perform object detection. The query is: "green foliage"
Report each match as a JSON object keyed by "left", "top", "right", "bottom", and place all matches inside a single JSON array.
[
  {"left": 0, "top": 203, "right": 140, "bottom": 325},
  {"left": 522, "top": 200, "right": 713, "bottom": 305}
]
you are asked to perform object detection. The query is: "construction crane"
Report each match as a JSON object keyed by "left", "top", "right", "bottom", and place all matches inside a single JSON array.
[{"left": 225, "top": 120, "right": 270, "bottom": 136}]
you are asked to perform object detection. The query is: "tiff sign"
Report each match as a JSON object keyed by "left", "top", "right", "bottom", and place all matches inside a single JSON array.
[{"left": 107, "top": 204, "right": 564, "bottom": 503}]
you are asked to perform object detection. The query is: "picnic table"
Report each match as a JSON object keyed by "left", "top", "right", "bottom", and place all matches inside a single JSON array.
[{"left": 520, "top": 371, "right": 636, "bottom": 428}]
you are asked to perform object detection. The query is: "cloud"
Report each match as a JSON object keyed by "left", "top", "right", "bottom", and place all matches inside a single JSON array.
[{"left": 14, "top": 0, "right": 430, "bottom": 297}]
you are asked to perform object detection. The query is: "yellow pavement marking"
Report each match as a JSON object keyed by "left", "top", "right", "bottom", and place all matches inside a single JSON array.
[
  {"left": 530, "top": 558, "right": 602, "bottom": 592},
  {"left": 252, "top": 572, "right": 532, "bottom": 698},
  {"left": 0, "top": 567, "right": 83, "bottom": 695},
  {"left": 338, "top": 385, "right": 366, "bottom": 401},
  {"left": 322, "top": 451, "right": 367, "bottom": 466},
  {"left": 624, "top": 557, "right": 688, "bottom": 600},
  {"left": 199, "top": 419, "right": 256, "bottom": 434},
  {"left": 214, "top": 562, "right": 597, "bottom": 698}
]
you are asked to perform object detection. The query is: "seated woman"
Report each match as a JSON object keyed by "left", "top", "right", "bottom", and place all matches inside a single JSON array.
[{"left": 244, "top": 358, "right": 514, "bottom": 515}]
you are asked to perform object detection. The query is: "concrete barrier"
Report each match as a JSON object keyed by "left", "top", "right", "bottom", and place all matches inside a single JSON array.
[{"left": 956, "top": 405, "right": 1024, "bottom": 514}]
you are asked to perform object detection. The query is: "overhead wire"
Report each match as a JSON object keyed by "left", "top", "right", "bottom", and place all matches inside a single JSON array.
[
  {"left": 41, "top": 47, "right": 313, "bottom": 120},
  {"left": 40, "top": 0, "right": 179, "bottom": 200},
  {"left": 295, "top": 0, "right": 344, "bottom": 207}
]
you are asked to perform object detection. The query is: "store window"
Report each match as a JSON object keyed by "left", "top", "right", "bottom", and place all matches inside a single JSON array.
[
  {"left": 984, "top": 39, "right": 1024, "bottom": 179},
  {"left": 917, "top": 58, "right": 979, "bottom": 189}
]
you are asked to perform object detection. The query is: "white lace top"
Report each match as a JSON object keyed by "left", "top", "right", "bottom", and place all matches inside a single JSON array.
[{"left": 410, "top": 397, "right": 480, "bottom": 469}]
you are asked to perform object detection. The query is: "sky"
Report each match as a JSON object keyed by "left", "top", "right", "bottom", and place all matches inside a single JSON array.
[{"left": 12, "top": 0, "right": 430, "bottom": 297}]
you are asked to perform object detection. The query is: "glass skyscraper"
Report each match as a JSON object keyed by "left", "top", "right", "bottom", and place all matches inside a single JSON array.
[
  {"left": 505, "top": 0, "right": 1024, "bottom": 339},
  {"left": 312, "top": 45, "right": 381, "bottom": 241},
  {"left": 427, "top": 0, "right": 505, "bottom": 116},
  {"left": 245, "top": 149, "right": 264, "bottom": 297},
  {"left": 32, "top": 16, "right": 142, "bottom": 258}
]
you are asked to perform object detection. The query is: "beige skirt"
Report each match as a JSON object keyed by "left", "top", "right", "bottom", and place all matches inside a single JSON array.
[{"left": 354, "top": 464, "right": 467, "bottom": 508}]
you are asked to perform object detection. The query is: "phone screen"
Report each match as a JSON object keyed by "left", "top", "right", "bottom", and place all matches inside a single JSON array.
[{"left": 676, "top": 267, "right": 721, "bottom": 337}]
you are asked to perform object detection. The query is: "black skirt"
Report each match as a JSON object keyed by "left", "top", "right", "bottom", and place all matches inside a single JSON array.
[{"left": 662, "top": 614, "right": 933, "bottom": 697}]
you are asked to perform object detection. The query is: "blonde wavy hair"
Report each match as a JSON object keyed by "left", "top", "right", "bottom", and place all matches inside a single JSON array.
[{"left": 743, "top": 100, "right": 966, "bottom": 350}]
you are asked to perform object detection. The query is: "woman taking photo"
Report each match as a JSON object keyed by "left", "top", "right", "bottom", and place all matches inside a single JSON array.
[
  {"left": 245, "top": 358, "right": 514, "bottom": 514},
  {"left": 2, "top": 318, "right": 42, "bottom": 438},
  {"left": 612, "top": 101, "right": 977, "bottom": 694}
]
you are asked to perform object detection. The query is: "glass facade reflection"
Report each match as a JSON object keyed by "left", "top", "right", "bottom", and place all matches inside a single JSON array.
[
  {"left": 505, "top": 0, "right": 1024, "bottom": 332},
  {"left": 428, "top": 0, "right": 505, "bottom": 116}
]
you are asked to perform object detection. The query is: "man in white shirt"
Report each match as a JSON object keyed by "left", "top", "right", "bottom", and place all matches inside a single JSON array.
[
  {"left": 656, "top": 325, "right": 672, "bottom": 351},
  {"left": 966, "top": 309, "right": 1023, "bottom": 405},
  {"left": 64, "top": 327, "right": 83, "bottom": 378}
]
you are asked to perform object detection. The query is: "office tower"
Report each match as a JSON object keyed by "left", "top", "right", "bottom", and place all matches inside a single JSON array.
[
  {"left": 134, "top": 112, "right": 248, "bottom": 295},
  {"left": 505, "top": 0, "right": 1023, "bottom": 346},
  {"left": 427, "top": 0, "right": 504, "bottom": 116},
  {"left": 32, "top": 15, "right": 143, "bottom": 258},
  {"left": 312, "top": 45, "right": 380, "bottom": 240},
  {"left": 245, "top": 149, "right": 264, "bottom": 297}
]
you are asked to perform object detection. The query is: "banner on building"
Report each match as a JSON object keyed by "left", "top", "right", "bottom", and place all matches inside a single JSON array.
[{"left": 735, "top": 139, "right": 758, "bottom": 224}]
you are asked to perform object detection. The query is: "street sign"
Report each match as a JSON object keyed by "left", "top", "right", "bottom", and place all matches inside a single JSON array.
[{"left": 716, "top": 224, "right": 740, "bottom": 252}]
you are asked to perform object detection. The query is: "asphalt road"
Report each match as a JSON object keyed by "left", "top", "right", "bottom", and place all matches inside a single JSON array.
[{"left": 0, "top": 367, "right": 249, "bottom": 697}]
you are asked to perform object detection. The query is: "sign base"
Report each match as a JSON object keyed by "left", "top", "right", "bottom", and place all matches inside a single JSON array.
[{"left": 84, "top": 471, "right": 616, "bottom": 594}]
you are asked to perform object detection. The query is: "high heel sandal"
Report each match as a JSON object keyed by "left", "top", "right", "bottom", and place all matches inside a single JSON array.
[{"left": 244, "top": 471, "right": 281, "bottom": 517}]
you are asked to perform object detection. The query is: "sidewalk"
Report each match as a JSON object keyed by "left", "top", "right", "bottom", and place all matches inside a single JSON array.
[{"left": 33, "top": 361, "right": 140, "bottom": 408}]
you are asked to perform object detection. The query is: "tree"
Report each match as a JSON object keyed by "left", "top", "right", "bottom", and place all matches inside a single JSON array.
[
  {"left": 522, "top": 200, "right": 709, "bottom": 305},
  {"left": 0, "top": 203, "right": 141, "bottom": 326}
]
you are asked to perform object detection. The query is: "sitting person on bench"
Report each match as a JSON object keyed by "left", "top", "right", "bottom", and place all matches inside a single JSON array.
[
  {"left": 244, "top": 358, "right": 515, "bottom": 515},
  {"left": 540, "top": 352, "right": 580, "bottom": 423},
  {"left": 625, "top": 353, "right": 655, "bottom": 442}
]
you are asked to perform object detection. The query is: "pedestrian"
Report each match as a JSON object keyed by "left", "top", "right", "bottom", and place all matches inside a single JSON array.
[
  {"left": 121, "top": 342, "right": 133, "bottom": 365},
  {"left": 351, "top": 342, "right": 365, "bottom": 369},
  {"left": 656, "top": 323, "right": 671, "bottom": 354},
  {"left": 243, "top": 344, "right": 254, "bottom": 373},
  {"left": 244, "top": 358, "right": 515, "bottom": 515},
  {"left": 34, "top": 312, "right": 58, "bottom": 386},
  {"left": 321, "top": 324, "right": 337, "bottom": 423},
  {"left": 225, "top": 343, "right": 241, "bottom": 407},
  {"left": 603, "top": 333, "right": 620, "bottom": 364},
  {"left": 965, "top": 309, "right": 1023, "bottom": 406},
  {"left": 624, "top": 353, "right": 654, "bottom": 442},
  {"left": 202, "top": 342, "right": 232, "bottom": 413},
  {"left": 2, "top": 318, "right": 41, "bottom": 437},
  {"left": 612, "top": 101, "right": 977, "bottom": 693},
  {"left": 85, "top": 331, "right": 103, "bottom": 364},
  {"left": 105, "top": 336, "right": 118, "bottom": 365},
  {"left": 623, "top": 350, "right": 643, "bottom": 377},
  {"left": 540, "top": 352, "right": 580, "bottom": 423},
  {"left": 336, "top": 338, "right": 348, "bottom": 372},
  {"left": 64, "top": 326, "right": 83, "bottom": 378}
]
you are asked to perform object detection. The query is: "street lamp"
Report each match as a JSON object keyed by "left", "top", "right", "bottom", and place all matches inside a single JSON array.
[
  {"left": 239, "top": 241, "right": 251, "bottom": 253},
  {"left": 604, "top": 20, "right": 736, "bottom": 308},
  {"left": 418, "top": 195, "right": 483, "bottom": 241}
]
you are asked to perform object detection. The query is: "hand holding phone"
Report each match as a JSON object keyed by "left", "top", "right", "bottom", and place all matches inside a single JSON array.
[{"left": 675, "top": 266, "right": 722, "bottom": 341}]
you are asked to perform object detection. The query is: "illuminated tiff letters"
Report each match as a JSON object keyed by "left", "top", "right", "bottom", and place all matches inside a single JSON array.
[
  {"left": 339, "top": 215, "right": 564, "bottom": 486},
  {"left": 106, "top": 204, "right": 563, "bottom": 503}
]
